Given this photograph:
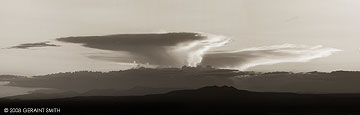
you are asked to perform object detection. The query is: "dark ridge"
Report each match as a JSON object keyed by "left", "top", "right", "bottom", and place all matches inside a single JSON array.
[{"left": 163, "top": 85, "right": 246, "bottom": 96}]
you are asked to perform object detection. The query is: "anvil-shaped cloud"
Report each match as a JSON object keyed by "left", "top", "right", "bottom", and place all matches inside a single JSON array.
[
  {"left": 57, "top": 32, "right": 229, "bottom": 67},
  {"left": 57, "top": 32, "right": 341, "bottom": 70}
]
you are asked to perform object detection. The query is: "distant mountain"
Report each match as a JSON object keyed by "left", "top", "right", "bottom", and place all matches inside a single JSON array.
[
  {"left": 5, "top": 91, "right": 79, "bottom": 100},
  {"left": 161, "top": 85, "right": 251, "bottom": 98},
  {"left": 1, "top": 86, "right": 360, "bottom": 114},
  {"left": 6, "top": 67, "right": 239, "bottom": 92},
  {"left": 4, "top": 87, "right": 182, "bottom": 100},
  {"left": 6, "top": 68, "right": 360, "bottom": 94},
  {"left": 80, "top": 86, "right": 181, "bottom": 96},
  {"left": 0, "top": 75, "right": 24, "bottom": 81}
]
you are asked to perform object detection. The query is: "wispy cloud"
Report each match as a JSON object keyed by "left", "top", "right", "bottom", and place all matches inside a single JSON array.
[
  {"left": 201, "top": 44, "right": 342, "bottom": 70},
  {"left": 8, "top": 41, "right": 59, "bottom": 49}
]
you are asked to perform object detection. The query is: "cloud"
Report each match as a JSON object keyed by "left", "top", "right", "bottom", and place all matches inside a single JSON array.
[
  {"left": 57, "top": 32, "right": 230, "bottom": 67},
  {"left": 201, "top": 44, "right": 342, "bottom": 70},
  {"left": 9, "top": 41, "right": 59, "bottom": 49},
  {"left": 56, "top": 32, "right": 341, "bottom": 70}
]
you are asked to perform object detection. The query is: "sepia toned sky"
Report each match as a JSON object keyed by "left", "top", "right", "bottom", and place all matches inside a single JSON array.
[{"left": 1, "top": 0, "right": 360, "bottom": 76}]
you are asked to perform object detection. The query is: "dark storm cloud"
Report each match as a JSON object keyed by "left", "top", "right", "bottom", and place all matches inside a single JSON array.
[
  {"left": 57, "top": 32, "right": 229, "bottom": 67},
  {"left": 201, "top": 44, "right": 341, "bottom": 70},
  {"left": 9, "top": 42, "right": 59, "bottom": 49}
]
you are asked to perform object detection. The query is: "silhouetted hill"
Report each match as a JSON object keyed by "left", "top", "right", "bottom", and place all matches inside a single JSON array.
[
  {"left": 162, "top": 85, "right": 250, "bottom": 97},
  {"left": 1, "top": 86, "right": 360, "bottom": 114}
]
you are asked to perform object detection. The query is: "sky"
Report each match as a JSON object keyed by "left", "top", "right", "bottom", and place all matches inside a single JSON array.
[{"left": 1, "top": 0, "right": 360, "bottom": 76}]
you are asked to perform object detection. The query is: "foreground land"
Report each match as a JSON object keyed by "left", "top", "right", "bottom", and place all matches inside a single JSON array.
[{"left": 1, "top": 86, "right": 360, "bottom": 115}]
